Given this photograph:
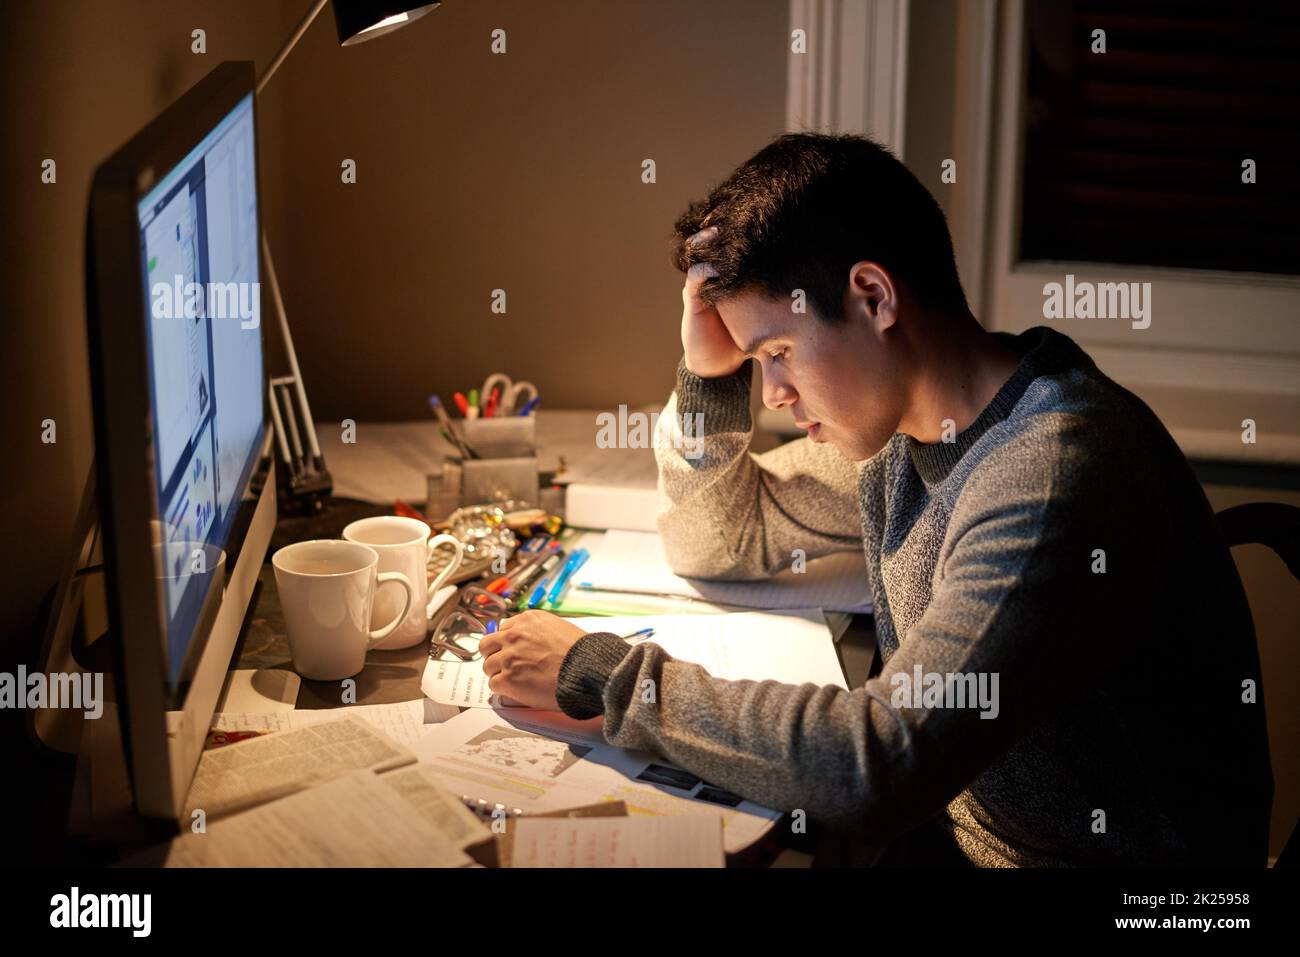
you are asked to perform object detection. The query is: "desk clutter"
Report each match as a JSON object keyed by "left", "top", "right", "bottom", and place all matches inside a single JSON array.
[
  {"left": 227, "top": 407, "right": 875, "bottom": 867},
  {"left": 162, "top": 509, "right": 872, "bottom": 866}
]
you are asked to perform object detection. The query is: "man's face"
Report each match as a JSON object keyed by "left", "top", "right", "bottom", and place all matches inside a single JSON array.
[{"left": 716, "top": 291, "right": 905, "bottom": 461}]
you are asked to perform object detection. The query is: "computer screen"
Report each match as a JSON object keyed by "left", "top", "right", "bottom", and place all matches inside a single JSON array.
[{"left": 134, "top": 92, "right": 263, "bottom": 685}]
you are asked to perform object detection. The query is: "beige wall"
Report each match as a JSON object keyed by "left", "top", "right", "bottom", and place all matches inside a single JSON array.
[{"left": 272, "top": 0, "right": 789, "bottom": 421}]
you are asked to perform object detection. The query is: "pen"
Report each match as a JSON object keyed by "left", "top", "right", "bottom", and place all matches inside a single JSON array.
[
  {"left": 505, "top": 543, "right": 558, "bottom": 591},
  {"left": 484, "top": 387, "right": 500, "bottom": 418},
  {"left": 517, "top": 395, "right": 540, "bottom": 416},
  {"left": 429, "top": 395, "right": 478, "bottom": 459},
  {"left": 621, "top": 627, "right": 656, "bottom": 643},
  {"left": 544, "top": 548, "right": 589, "bottom": 608},
  {"left": 514, "top": 550, "right": 565, "bottom": 602},
  {"left": 453, "top": 392, "right": 469, "bottom": 417}
]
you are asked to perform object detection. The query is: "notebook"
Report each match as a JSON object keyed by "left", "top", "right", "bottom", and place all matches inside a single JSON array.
[{"left": 576, "top": 529, "right": 872, "bottom": 613}]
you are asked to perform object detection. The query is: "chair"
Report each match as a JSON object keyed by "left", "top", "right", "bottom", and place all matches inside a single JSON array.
[{"left": 1216, "top": 502, "right": 1300, "bottom": 867}]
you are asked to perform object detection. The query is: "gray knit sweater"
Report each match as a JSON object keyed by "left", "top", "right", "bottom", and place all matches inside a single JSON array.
[{"left": 556, "top": 326, "right": 1273, "bottom": 866}]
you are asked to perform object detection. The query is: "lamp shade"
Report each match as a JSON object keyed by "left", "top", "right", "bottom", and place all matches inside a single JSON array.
[{"left": 333, "top": 0, "right": 440, "bottom": 46}]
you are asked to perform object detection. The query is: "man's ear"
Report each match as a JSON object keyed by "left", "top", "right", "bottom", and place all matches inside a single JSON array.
[{"left": 846, "top": 262, "right": 899, "bottom": 332}]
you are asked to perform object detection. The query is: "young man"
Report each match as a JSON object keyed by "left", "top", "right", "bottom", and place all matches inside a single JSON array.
[{"left": 479, "top": 133, "right": 1273, "bottom": 866}]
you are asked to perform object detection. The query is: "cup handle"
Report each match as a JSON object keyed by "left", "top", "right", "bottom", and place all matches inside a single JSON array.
[
  {"left": 368, "top": 572, "right": 414, "bottom": 646},
  {"left": 425, "top": 534, "right": 465, "bottom": 617}
]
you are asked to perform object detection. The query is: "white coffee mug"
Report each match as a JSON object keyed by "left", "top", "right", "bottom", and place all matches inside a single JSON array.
[
  {"left": 271, "top": 539, "right": 415, "bottom": 680},
  {"left": 342, "top": 516, "right": 465, "bottom": 649}
]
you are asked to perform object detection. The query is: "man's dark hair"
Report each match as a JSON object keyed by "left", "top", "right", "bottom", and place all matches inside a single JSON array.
[{"left": 671, "top": 133, "right": 968, "bottom": 321}]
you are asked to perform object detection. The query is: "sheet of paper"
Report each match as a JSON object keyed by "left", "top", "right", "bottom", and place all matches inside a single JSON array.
[
  {"left": 577, "top": 529, "right": 872, "bottom": 613},
  {"left": 378, "top": 764, "right": 490, "bottom": 851},
  {"left": 212, "top": 698, "right": 458, "bottom": 749},
  {"left": 161, "top": 770, "right": 473, "bottom": 867},
  {"left": 409, "top": 706, "right": 780, "bottom": 854},
  {"left": 184, "top": 715, "right": 415, "bottom": 821},
  {"left": 421, "top": 609, "right": 847, "bottom": 710},
  {"left": 511, "top": 815, "right": 724, "bottom": 868}
]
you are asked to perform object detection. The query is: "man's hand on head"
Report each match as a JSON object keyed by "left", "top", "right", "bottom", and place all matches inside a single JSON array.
[
  {"left": 681, "top": 228, "right": 746, "bottom": 379},
  {"left": 478, "top": 610, "right": 588, "bottom": 710}
]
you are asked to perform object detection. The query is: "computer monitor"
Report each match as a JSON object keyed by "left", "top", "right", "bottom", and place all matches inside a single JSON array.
[{"left": 86, "top": 61, "right": 277, "bottom": 820}]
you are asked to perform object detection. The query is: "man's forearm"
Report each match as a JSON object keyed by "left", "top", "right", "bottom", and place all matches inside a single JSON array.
[{"left": 655, "top": 358, "right": 863, "bottom": 580}]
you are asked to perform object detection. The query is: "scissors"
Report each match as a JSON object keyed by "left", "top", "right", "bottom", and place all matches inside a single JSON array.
[{"left": 480, "top": 372, "right": 538, "bottom": 417}]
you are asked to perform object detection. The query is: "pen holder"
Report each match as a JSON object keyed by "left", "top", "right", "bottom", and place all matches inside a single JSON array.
[
  {"left": 425, "top": 456, "right": 540, "bottom": 522},
  {"left": 463, "top": 416, "right": 536, "bottom": 459}
]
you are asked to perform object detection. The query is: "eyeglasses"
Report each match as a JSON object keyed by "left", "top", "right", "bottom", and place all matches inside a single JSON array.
[
  {"left": 458, "top": 585, "right": 512, "bottom": 620},
  {"left": 430, "top": 610, "right": 487, "bottom": 663}
]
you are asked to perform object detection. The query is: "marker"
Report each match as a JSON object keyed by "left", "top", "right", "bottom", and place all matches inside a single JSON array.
[
  {"left": 452, "top": 392, "right": 469, "bottom": 417},
  {"left": 484, "top": 387, "right": 500, "bottom": 418},
  {"left": 517, "top": 395, "right": 540, "bottom": 416},
  {"left": 544, "top": 548, "right": 589, "bottom": 609},
  {"left": 467, "top": 388, "right": 480, "bottom": 420}
]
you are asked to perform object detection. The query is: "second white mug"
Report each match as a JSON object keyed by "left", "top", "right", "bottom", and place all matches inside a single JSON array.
[{"left": 342, "top": 515, "right": 465, "bottom": 649}]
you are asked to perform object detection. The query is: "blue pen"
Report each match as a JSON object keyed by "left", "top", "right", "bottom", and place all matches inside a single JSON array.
[
  {"left": 526, "top": 579, "right": 550, "bottom": 609},
  {"left": 517, "top": 395, "right": 540, "bottom": 416},
  {"left": 544, "top": 548, "right": 589, "bottom": 608},
  {"left": 621, "top": 627, "right": 655, "bottom": 643}
]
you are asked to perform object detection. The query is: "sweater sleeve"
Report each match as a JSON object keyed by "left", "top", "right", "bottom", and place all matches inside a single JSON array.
[
  {"left": 653, "top": 358, "right": 864, "bottom": 580},
  {"left": 557, "top": 428, "right": 1126, "bottom": 844}
]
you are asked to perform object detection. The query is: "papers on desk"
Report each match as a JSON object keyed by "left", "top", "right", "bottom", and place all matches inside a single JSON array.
[
  {"left": 576, "top": 529, "right": 872, "bottom": 613},
  {"left": 183, "top": 715, "right": 416, "bottom": 822},
  {"left": 512, "top": 815, "right": 724, "bottom": 868},
  {"left": 420, "top": 608, "right": 848, "bottom": 710},
  {"left": 212, "top": 698, "right": 459, "bottom": 750},
  {"left": 159, "top": 766, "right": 488, "bottom": 867},
  {"left": 410, "top": 706, "right": 781, "bottom": 854}
]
